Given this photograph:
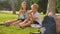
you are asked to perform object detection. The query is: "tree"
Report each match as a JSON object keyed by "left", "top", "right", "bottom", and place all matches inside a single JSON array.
[
  {"left": 9, "top": 0, "right": 16, "bottom": 14},
  {"left": 15, "top": 0, "right": 22, "bottom": 11},
  {"left": 46, "top": 0, "right": 56, "bottom": 15},
  {"left": 0, "top": 0, "right": 11, "bottom": 10},
  {"left": 37, "top": 0, "right": 48, "bottom": 14},
  {"left": 47, "top": 0, "right": 60, "bottom": 33}
]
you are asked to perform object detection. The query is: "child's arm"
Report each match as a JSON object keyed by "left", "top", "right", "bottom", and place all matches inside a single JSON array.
[
  {"left": 32, "top": 13, "right": 40, "bottom": 21},
  {"left": 20, "top": 11, "right": 33, "bottom": 24},
  {"left": 29, "top": 14, "right": 37, "bottom": 22},
  {"left": 22, "top": 21, "right": 32, "bottom": 27}
]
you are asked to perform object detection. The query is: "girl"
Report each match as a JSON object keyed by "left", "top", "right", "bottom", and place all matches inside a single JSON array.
[
  {"left": 1, "top": 1, "right": 28, "bottom": 26},
  {"left": 18, "top": 3, "right": 41, "bottom": 28},
  {"left": 12, "top": 1, "right": 29, "bottom": 25}
]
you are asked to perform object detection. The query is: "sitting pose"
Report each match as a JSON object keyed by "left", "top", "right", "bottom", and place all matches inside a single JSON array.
[
  {"left": 18, "top": 3, "right": 41, "bottom": 28},
  {"left": 12, "top": 1, "right": 28, "bottom": 25},
  {"left": 0, "top": 1, "right": 28, "bottom": 26}
]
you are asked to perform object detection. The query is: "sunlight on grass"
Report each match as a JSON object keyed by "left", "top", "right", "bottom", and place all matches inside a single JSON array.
[
  {"left": 0, "top": 11, "right": 45, "bottom": 22},
  {"left": 0, "top": 11, "right": 40, "bottom": 34},
  {"left": 0, "top": 11, "right": 60, "bottom": 34},
  {"left": 0, "top": 14, "right": 16, "bottom": 22},
  {"left": 0, "top": 11, "right": 17, "bottom": 22}
]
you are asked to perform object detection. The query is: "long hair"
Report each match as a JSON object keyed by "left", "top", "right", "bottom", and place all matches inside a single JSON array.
[
  {"left": 19, "top": 1, "right": 28, "bottom": 13},
  {"left": 20, "top": 1, "right": 28, "bottom": 10}
]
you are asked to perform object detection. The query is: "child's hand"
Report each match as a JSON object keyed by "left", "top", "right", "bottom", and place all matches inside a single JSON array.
[{"left": 33, "top": 17, "right": 37, "bottom": 21}]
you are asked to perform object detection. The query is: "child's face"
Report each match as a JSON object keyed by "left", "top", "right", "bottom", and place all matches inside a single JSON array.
[
  {"left": 22, "top": 3, "right": 27, "bottom": 9},
  {"left": 31, "top": 6, "right": 38, "bottom": 12}
]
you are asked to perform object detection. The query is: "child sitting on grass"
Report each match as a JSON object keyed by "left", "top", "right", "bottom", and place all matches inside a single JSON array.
[
  {"left": 18, "top": 3, "right": 41, "bottom": 28},
  {"left": 0, "top": 1, "right": 28, "bottom": 26}
]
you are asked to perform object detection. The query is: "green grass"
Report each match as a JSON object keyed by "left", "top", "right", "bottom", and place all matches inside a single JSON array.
[
  {"left": 0, "top": 25, "right": 39, "bottom": 34},
  {"left": 0, "top": 11, "right": 16, "bottom": 22},
  {"left": 0, "top": 11, "right": 43, "bottom": 34},
  {"left": 1, "top": 11, "right": 59, "bottom": 34}
]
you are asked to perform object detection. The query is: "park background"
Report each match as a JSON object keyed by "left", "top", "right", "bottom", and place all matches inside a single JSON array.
[{"left": 0, "top": 0, "right": 60, "bottom": 34}]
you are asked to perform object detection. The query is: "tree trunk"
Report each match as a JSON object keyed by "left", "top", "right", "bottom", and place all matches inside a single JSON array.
[
  {"left": 46, "top": 0, "right": 56, "bottom": 15},
  {"left": 10, "top": 0, "right": 16, "bottom": 14},
  {"left": 47, "top": 0, "right": 60, "bottom": 33}
]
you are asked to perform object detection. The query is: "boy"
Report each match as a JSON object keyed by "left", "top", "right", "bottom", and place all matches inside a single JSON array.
[{"left": 19, "top": 3, "right": 42, "bottom": 28}]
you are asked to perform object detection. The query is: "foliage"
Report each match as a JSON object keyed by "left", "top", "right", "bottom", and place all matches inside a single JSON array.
[
  {"left": 56, "top": 0, "right": 60, "bottom": 13},
  {"left": 0, "top": 0, "right": 11, "bottom": 10},
  {"left": 15, "top": 0, "right": 22, "bottom": 11},
  {"left": 0, "top": 0, "right": 60, "bottom": 13},
  {"left": 37, "top": 0, "right": 48, "bottom": 14}
]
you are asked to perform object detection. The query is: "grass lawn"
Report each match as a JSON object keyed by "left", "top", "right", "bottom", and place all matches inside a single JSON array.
[
  {"left": 0, "top": 11, "right": 45, "bottom": 34},
  {"left": 0, "top": 11, "right": 60, "bottom": 34}
]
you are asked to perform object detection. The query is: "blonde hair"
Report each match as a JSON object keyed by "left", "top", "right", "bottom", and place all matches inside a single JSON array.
[
  {"left": 19, "top": 1, "right": 27, "bottom": 14},
  {"left": 31, "top": 3, "right": 39, "bottom": 9},
  {"left": 21, "top": 1, "right": 26, "bottom": 7}
]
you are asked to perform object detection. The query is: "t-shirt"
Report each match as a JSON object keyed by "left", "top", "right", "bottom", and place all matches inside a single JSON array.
[
  {"left": 17, "top": 12, "right": 28, "bottom": 20},
  {"left": 32, "top": 12, "right": 42, "bottom": 25}
]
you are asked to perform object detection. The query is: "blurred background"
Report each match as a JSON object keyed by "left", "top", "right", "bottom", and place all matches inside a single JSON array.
[
  {"left": 0, "top": 0, "right": 60, "bottom": 34},
  {"left": 0, "top": 0, "right": 60, "bottom": 14}
]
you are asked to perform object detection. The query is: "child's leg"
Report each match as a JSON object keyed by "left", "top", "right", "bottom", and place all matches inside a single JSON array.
[
  {"left": 12, "top": 20, "right": 22, "bottom": 25},
  {"left": 17, "top": 19, "right": 29, "bottom": 26},
  {"left": 19, "top": 18, "right": 29, "bottom": 24},
  {"left": 23, "top": 21, "right": 32, "bottom": 27},
  {"left": 4, "top": 19, "right": 19, "bottom": 25},
  {"left": 19, "top": 21, "right": 32, "bottom": 27}
]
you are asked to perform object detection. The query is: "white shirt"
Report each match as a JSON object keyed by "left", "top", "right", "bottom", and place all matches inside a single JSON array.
[{"left": 32, "top": 12, "right": 42, "bottom": 25}]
